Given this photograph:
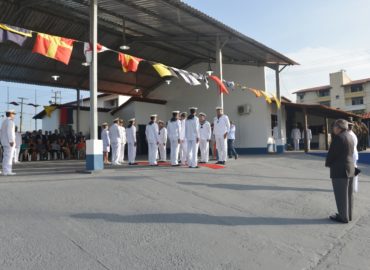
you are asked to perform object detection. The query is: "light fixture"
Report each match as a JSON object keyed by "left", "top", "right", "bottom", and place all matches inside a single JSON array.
[
  {"left": 119, "top": 19, "right": 130, "bottom": 51},
  {"left": 81, "top": 62, "right": 90, "bottom": 66},
  {"left": 134, "top": 88, "right": 140, "bottom": 93},
  {"left": 51, "top": 75, "right": 60, "bottom": 81},
  {"left": 165, "top": 79, "right": 172, "bottom": 85},
  {"left": 206, "top": 57, "right": 213, "bottom": 76}
]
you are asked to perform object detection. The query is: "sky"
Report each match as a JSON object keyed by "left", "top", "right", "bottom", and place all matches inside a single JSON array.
[{"left": 2, "top": 0, "right": 370, "bottom": 130}]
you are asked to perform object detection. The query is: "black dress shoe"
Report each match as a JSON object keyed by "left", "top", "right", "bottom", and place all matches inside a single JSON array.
[
  {"left": 171, "top": 164, "right": 180, "bottom": 167},
  {"left": 329, "top": 214, "right": 348, "bottom": 223},
  {"left": 129, "top": 163, "right": 138, "bottom": 165},
  {"left": 215, "top": 161, "right": 221, "bottom": 164}
]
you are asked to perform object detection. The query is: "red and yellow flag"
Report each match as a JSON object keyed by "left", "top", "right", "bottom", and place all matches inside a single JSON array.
[
  {"left": 249, "top": 88, "right": 263, "bottom": 98},
  {"left": 32, "top": 33, "right": 75, "bottom": 65},
  {"left": 118, "top": 53, "right": 143, "bottom": 72},
  {"left": 209, "top": 75, "right": 229, "bottom": 95},
  {"left": 260, "top": 90, "right": 272, "bottom": 104}
]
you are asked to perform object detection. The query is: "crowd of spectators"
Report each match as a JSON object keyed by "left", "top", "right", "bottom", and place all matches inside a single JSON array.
[{"left": 17, "top": 129, "right": 86, "bottom": 161}]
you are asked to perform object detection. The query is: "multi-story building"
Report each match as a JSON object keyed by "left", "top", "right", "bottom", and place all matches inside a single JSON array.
[{"left": 293, "top": 70, "right": 370, "bottom": 114}]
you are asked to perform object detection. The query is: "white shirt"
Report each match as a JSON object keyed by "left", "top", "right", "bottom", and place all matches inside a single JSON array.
[
  {"left": 126, "top": 125, "right": 136, "bottom": 143},
  {"left": 101, "top": 129, "right": 110, "bottom": 146},
  {"left": 180, "top": 119, "right": 186, "bottom": 141},
  {"left": 349, "top": 130, "right": 359, "bottom": 161},
  {"left": 167, "top": 119, "right": 181, "bottom": 140},
  {"left": 145, "top": 122, "right": 159, "bottom": 143},
  {"left": 119, "top": 125, "right": 127, "bottom": 144},
  {"left": 109, "top": 123, "right": 121, "bottom": 144},
  {"left": 213, "top": 114, "right": 230, "bottom": 137},
  {"left": 227, "top": 124, "right": 236, "bottom": 140},
  {"left": 185, "top": 115, "right": 200, "bottom": 141},
  {"left": 158, "top": 127, "right": 168, "bottom": 144},
  {"left": 199, "top": 121, "right": 211, "bottom": 140},
  {"left": 291, "top": 128, "right": 301, "bottom": 140},
  {"left": 0, "top": 117, "right": 15, "bottom": 147},
  {"left": 301, "top": 128, "right": 312, "bottom": 140}
]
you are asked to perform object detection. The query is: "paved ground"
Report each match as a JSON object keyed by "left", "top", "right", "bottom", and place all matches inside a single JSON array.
[{"left": 0, "top": 153, "right": 369, "bottom": 270}]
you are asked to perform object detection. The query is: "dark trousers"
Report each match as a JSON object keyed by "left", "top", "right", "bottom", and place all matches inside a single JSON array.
[
  {"left": 227, "top": 139, "right": 237, "bottom": 158},
  {"left": 331, "top": 177, "right": 353, "bottom": 222}
]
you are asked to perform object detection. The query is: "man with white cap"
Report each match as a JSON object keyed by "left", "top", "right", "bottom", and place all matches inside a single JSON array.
[
  {"left": 146, "top": 114, "right": 159, "bottom": 166},
  {"left": 126, "top": 118, "right": 138, "bottom": 165},
  {"left": 101, "top": 122, "right": 110, "bottom": 164},
  {"left": 199, "top": 112, "right": 211, "bottom": 163},
  {"left": 179, "top": 112, "right": 187, "bottom": 165},
  {"left": 1, "top": 109, "right": 16, "bottom": 175},
  {"left": 118, "top": 119, "right": 127, "bottom": 164},
  {"left": 158, "top": 120, "right": 168, "bottom": 162},
  {"left": 291, "top": 124, "right": 301, "bottom": 151},
  {"left": 109, "top": 118, "right": 122, "bottom": 165},
  {"left": 185, "top": 107, "right": 200, "bottom": 168},
  {"left": 213, "top": 106, "right": 230, "bottom": 165},
  {"left": 167, "top": 111, "right": 181, "bottom": 166}
]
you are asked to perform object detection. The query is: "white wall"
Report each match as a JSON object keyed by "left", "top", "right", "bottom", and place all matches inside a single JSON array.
[
  {"left": 113, "top": 102, "right": 135, "bottom": 122},
  {"left": 147, "top": 62, "right": 271, "bottom": 149},
  {"left": 134, "top": 102, "right": 167, "bottom": 126},
  {"left": 42, "top": 109, "right": 60, "bottom": 132}
]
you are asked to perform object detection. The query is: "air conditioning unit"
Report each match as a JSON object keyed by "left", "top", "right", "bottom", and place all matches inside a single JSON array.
[{"left": 238, "top": 104, "right": 251, "bottom": 115}]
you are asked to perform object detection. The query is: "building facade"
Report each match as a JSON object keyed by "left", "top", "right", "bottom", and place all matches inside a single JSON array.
[{"left": 293, "top": 70, "right": 370, "bottom": 114}]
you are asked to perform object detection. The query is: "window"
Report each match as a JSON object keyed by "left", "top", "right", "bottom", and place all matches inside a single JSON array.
[
  {"left": 350, "top": 84, "right": 363, "bottom": 92},
  {"left": 297, "top": 93, "right": 305, "bottom": 100},
  {"left": 352, "top": 97, "right": 364, "bottom": 105},
  {"left": 351, "top": 109, "right": 365, "bottom": 114},
  {"left": 103, "top": 98, "right": 118, "bottom": 108},
  {"left": 319, "top": 101, "right": 331, "bottom": 107},
  {"left": 336, "top": 95, "right": 340, "bottom": 99},
  {"left": 318, "top": 89, "right": 330, "bottom": 97}
]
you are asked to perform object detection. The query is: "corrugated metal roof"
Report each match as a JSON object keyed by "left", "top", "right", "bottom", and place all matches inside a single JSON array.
[
  {"left": 292, "top": 85, "right": 331, "bottom": 94},
  {"left": 0, "top": 0, "right": 297, "bottom": 96}
]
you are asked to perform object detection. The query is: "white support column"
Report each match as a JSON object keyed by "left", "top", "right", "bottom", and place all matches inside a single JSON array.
[
  {"left": 216, "top": 36, "right": 223, "bottom": 109},
  {"left": 275, "top": 66, "right": 285, "bottom": 153},
  {"left": 86, "top": 0, "right": 103, "bottom": 171}
]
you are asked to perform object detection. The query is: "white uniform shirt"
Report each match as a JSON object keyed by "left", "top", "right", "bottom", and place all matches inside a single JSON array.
[
  {"left": 101, "top": 129, "right": 110, "bottom": 146},
  {"left": 0, "top": 118, "right": 15, "bottom": 147},
  {"left": 119, "top": 126, "right": 127, "bottom": 144},
  {"left": 180, "top": 119, "right": 186, "bottom": 141},
  {"left": 349, "top": 130, "right": 359, "bottom": 161},
  {"left": 213, "top": 114, "right": 230, "bottom": 137},
  {"left": 146, "top": 122, "right": 159, "bottom": 143},
  {"left": 109, "top": 123, "right": 121, "bottom": 144},
  {"left": 301, "top": 128, "right": 312, "bottom": 140},
  {"left": 291, "top": 128, "right": 301, "bottom": 140},
  {"left": 158, "top": 127, "right": 168, "bottom": 144},
  {"left": 167, "top": 119, "right": 181, "bottom": 140},
  {"left": 185, "top": 116, "right": 200, "bottom": 141},
  {"left": 126, "top": 125, "right": 137, "bottom": 143},
  {"left": 227, "top": 124, "right": 236, "bottom": 140},
  {"left": 199, "top": 121, "right": 211, "bottom": 140}
]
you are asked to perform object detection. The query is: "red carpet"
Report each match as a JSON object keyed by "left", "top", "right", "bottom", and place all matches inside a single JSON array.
[{"left": 136, "top": 161, "right": 224, "bottom": 170}]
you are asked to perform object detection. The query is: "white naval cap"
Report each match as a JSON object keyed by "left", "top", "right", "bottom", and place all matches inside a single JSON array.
[
  {"left": 189, "top": 107, "right": 198, "bottom": 110},
  {"left": 113, "top": 118, "right": 120, "bottom": 122},
  {"left": 158, "top": 120, "right": 164, "bottom": 124},
  {"left": 215, "top": 106, "right": 223, "bottom": 110},
  {"left": 199, "top": 112, "right": 206, "bottom": 116},
  {"left": 6, "top": 109, "right": 16, "bottom": 114},
  {"left": 150, "top": 114, "right": 158, "bottom": 117},
  {"left": 172, "top": 110, "right": 180, "bottom": 114},
  {"left": 101, "top": 122, "right": 108, "bottom": 126},
  {"left": 129, "top": 118, "right": 135, "bottom": 122}
]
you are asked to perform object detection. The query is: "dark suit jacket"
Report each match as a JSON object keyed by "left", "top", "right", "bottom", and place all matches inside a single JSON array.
[{"left": 325, "top": 130, "right": 355, "bottom": 179}]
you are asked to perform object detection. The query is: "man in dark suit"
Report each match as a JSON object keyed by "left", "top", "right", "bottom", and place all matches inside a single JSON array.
[{"left": 325, "top": 119, "right": 355, "bottom": 223}]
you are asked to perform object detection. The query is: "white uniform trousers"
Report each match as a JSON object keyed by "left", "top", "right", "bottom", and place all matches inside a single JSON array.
[
  {"left": 180, "top": 140, "right": 187, "bottom": 165},
  {"left": 293, "top": 139, "right": 300, "bottom": 151},
  {"left": 158, "top": 143, "right": 167, "bottom": 161},
  {"left": 111, "top": 142, "right": 121, "bottom": 165},
  {"left": 2, "top": 146, "right": 15, "bottom": 174},
  {"left": 199, "top": 139, "right": 209, "bottom": 163},
  {"left": 216, "top": 136, "right": 228, "bottom": 162},
  {"left": 187, "top": 140, "right": 199, "bottom": 167},
  {"left": 128, "top": 143, "right": 136, "bottom": 164},
  {"left": 13, "top": 147, "right": 20, "bottom": 163},
  {"left": 119, "top": 143, "right": 126, "bottom": 163},
  {"left": 170, "top": 139, "right": 180, "bottom": 165},
  {"left": 148, "top": 143, "right": 158, "bottom": 165},
  {"left": 354, "top": 160, "right": 359, "bottom": 192}
]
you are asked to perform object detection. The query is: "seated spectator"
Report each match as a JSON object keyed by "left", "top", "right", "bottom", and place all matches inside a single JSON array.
[
  {"left": 36, "top": 139, "right": 48, "bottom": 160},
  {"left": 19, "top": 139, "right": 29, "bottom": 161},
  {"left": 50, "top": 140, "right": 61, "bottom": 160},
  {"left": 76, "top": 137, "right": 86, "bottom": 160}
]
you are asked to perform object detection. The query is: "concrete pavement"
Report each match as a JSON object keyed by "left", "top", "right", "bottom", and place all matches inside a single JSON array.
[{"left": 0, "top": 153, "right": 369, "bottom": 270}]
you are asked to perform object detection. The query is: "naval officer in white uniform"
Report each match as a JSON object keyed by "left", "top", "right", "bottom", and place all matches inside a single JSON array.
[
  {"left": 185, "top": 107, "right": 200, "bottom": 168},
  {"left": 291, "top": 124, "right": 301, "bottom": 151},
  {"left": 109, "top": 118, "right": 122, "bottom": 165},
  {"left": 145, "top": 114, "right": 159, "bottom": 166},
  {"left": 199, "top": 112, "right": 211, "bottom": 163},
  {"left": 179, "top": 112, "right": 188, "bottom": 166},
  {"left": 1, "top": 110, "right": 16, "bottom": 176},
  {"left": 101, "top": 122, "right": 111, "bottom": 164},
  {"left": 126, "top": 118, "right": 138, "bottom": 165},
  {"left": 158, "top": 120, "right": 168, "bottom": 162},
  {"left": 213, "top": 107, "right": 230, "bottom": 165},
  {"left": 118, "top": 119, "right": 127, "bottom": 164},
  {"left": 167, "top": 111, "right": 181, "bottom": 166}
]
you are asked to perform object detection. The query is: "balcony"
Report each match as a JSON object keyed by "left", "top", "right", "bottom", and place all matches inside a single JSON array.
[
  {"left": 344, "top": 104, "right": 366, "bottom": 111},
  {"left": 317, "top": 96, "right": 331, "bottom": 102},
  {"left": 344, "top": 91, "right": 365, "bottom": 98}
]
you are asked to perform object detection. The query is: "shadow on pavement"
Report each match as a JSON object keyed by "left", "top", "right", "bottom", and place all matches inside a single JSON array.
[
  {"left": 178, "top": 182, "right": 332, "bottom": 192},
  {"left": 71, "top": 212, "right": 333, "bottom": 226}
]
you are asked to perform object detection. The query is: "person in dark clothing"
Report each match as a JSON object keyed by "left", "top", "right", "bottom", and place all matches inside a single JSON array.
[{"left": 325, "top": 119, "right": 355, "bottom": 223}]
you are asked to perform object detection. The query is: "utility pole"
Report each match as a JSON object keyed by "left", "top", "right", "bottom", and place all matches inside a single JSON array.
[
  {"left": 17, "top": 97, "right": 28, "bottom": 132},
  {"left": 50, "top": 90, "right": 62, "bottom": 104}
]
